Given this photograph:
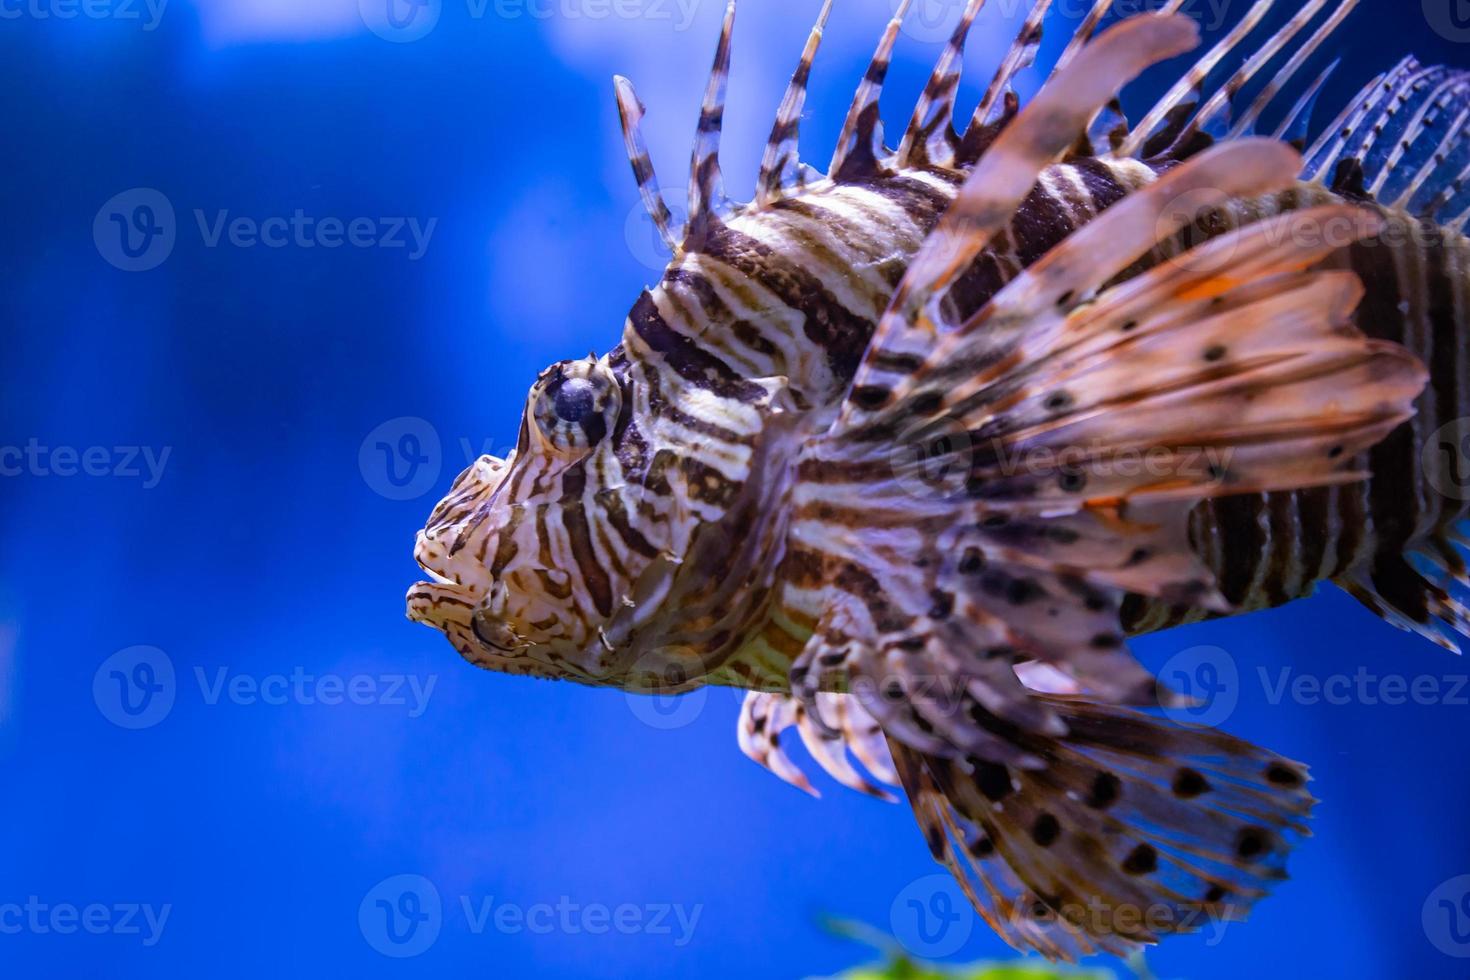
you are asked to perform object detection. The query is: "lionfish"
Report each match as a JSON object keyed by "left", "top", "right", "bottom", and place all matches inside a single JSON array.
[{"left": 406, "top": 0, "right": 1470, "bottom": 959}]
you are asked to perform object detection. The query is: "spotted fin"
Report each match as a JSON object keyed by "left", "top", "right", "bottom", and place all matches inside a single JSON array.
[
  {"left": 788, "top": 19, "right": 1424, "bottom": 956},
  {"left": 811, "top": 134, "right": 1424, "bottom": 744},
  {"left": 1305, "top": 57, "right": 1470, "bottom": 225},
  {"left": 891, "top": 699, "right": 1315, "bottom": 961}
]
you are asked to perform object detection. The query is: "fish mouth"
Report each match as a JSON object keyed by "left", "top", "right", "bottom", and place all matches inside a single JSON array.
[{"left": 406, "top": 580, "right": 609, "bottom": 684}]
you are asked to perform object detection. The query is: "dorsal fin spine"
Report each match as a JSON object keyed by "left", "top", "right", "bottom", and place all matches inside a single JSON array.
[
  {"left": 970, "top": 0, "right": 1055, "bottom": 131},
  {"left": 1230, "top": 0, "right": 1358, "bottom": 138},
  {"left": 756, "top": 0, "right": 835, "bottom": 207},
  {"left": 829, "top": 0, "right": 912, "bottom": 180},
  {"left": 1272, "top": 58, "right": 1338, "bottom": 145},
  {"left": 1049, "top": 0, "right": 1116, "bottom": 79},
  {"left": 688, "top": 1, "right": 737, "bottom": 232},
  {"left": 1114, "top": 0, "right": 1275, "bottom": 159},
  {"left": 1179, "top": 0, "right": 1335, "bottom": 146},
  {"left": 614, "top": 75, "right": 683, "bottom": 254},
  {"left": 897, "top": 0, "right": 986, "bottom": 170}
]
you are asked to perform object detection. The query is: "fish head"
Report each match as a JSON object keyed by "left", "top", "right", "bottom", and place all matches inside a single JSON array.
[{"left": 406, "top": 353, "right": 691, "bottom": 685}]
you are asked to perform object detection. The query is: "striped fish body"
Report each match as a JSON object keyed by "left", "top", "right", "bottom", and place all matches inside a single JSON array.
[
  {"left": 666, "top": 162, "right": 1470, "bottom": 678},
  {"left": 408, "top": 4, "right": 1466, "bottom": 960},
  {"left": 1129, "top": 202, "right": 1470, "bottom": 640}
]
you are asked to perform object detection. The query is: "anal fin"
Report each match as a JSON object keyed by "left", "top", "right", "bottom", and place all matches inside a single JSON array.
[
  {"left": 891, "top": 697, "right": 1315, "bottom": 961},
  {"left": 1341, "top": 546, "right": 1470, "bottom": 653}
]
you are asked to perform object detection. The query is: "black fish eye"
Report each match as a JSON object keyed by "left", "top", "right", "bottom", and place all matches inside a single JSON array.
[
  {"left": 531, "top": 358, "right": 621, "bottom": 455},
  {"left": 552, "top": 376, "right": 597, "bottom": 423}
]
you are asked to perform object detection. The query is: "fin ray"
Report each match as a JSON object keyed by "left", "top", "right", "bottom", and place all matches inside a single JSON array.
[{"left": 755, "top": 0, "right": 834, "bottom": 206}]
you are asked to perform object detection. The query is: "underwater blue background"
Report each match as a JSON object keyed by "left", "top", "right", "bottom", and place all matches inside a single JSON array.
[{"left": 4, "top": 0, "right": 1470, "bottom": 975}]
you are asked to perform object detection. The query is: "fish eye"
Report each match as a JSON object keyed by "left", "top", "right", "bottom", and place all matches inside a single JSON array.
[
  {"left": 531, "top": 359, "right": 621, "bottom": 453},
  {"left": 553, "top": 376, "right": 597, "bottom": 424}
]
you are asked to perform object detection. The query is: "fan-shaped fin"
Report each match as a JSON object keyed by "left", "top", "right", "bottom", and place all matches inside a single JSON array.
[
  {"left": 841, "top": 14, "right": 1203, "bottom": 425},
  {"left": 891, "top": 701, "right": 1315, "bottom": 961},
  {"left": 811, "top": 137, "right": 1425, "bottom": 767},
  {"left": 1302, "top": 57, "right": 1470, "bottom": 225},
  {"left": 1302, "top": 56, "right": 1422, "bottom": 182}
]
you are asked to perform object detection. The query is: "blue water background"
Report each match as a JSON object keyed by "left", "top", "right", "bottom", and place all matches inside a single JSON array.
[{"left": 3, "top": 0, "right": 1470, "bottom": 975}]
